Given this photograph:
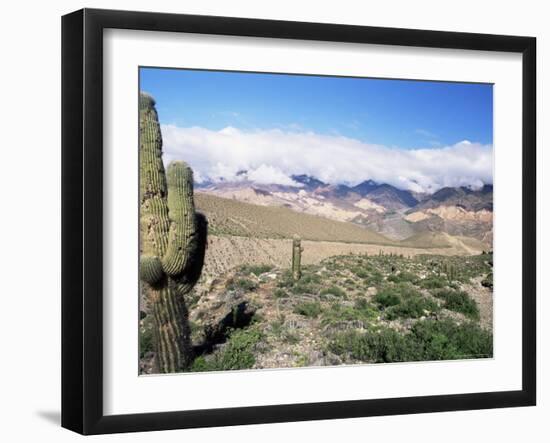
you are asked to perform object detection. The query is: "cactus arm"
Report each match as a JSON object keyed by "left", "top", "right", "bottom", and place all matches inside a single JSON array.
[
  {"left": 139, "top": 256, "right": 164, "bottom": 286},
  {"left": 176, "top": 212, "right": 208, "bottom": 291},
  {"left": 161, "top": 161, "right": 199, "bottom": 277}
]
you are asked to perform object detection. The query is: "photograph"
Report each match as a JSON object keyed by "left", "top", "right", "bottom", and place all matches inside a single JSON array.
[{"left": 138, "top": 67, "right": 494, "bottom": 375}]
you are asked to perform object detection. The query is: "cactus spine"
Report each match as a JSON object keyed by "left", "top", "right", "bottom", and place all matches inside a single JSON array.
[
  {"left": 139, "top": 92, "right": 207, "bottom": 373},
  {"left": 292, "top": 235, "right": 303, "bottom": 281}
]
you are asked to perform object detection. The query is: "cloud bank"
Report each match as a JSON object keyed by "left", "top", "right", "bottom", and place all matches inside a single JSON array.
[{"left": 160, "top": 125, "right": 493, "bottom": 193}]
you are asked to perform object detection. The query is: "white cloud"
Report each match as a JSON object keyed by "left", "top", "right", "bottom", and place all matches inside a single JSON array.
[
  {"left": 247, "top": 164, "right": 302, "bottom": 186},
  {"left": 160, "top": 125, "right": 493, "bottom": 193}
]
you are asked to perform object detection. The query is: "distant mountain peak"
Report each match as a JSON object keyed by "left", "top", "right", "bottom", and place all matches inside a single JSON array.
[
  {"left": 290, "top": 174, "right": 326, "bottom": 189},
  {"left": 480, "top": 184, "right": 493, "bottom": 194},
  {"left": 350, "top": 179, "right": 379, "bottom": 195},
  {"left": 367, "top": 184, "right": 419, "bottom": 209},
  {"left": 416, "top": 184, "right": 493, "bottom": 212}
]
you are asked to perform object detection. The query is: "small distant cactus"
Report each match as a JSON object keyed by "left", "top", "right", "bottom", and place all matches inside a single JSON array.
[
  {"left": 292, "top": 235, "right": 303, "bottom": 281},
  {"left": 139, "top": 92, "right": 207, "bottom": 373},
  {"left": 441, "top": 261, "right": 457, "bottom": 282}
]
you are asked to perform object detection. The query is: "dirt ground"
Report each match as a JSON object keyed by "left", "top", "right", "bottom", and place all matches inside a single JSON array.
[{"left": 200, "top": 235, "right": 483, "bottom": 283}]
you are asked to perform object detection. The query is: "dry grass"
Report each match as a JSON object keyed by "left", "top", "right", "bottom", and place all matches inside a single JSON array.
[
  {"left": 199, "top": 235, "right": 480, "bottom": 286},
  {"left": 196, "top": 193, "right": 394, "bottom": 245},
  {"left": 195, "top": 194, "right": 486, "bottom": 288}
]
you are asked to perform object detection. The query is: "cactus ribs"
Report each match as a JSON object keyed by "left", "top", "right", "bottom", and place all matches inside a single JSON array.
[{"left": 139, "top": 92, "right": 207, "bottom": 373}]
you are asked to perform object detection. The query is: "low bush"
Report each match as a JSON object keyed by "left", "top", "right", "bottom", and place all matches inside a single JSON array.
[
  {"left": 269, "top": 319, "right": 284, "bottom": 336},
  {"left": 321, "top": 300, "right": 377, "bottom": 326},
  {"left": 273, "top": 288, "right": 288, "bottom": 298},
  {"left": 481, "top": 272, "right": 493, "bottom": 289},
  {"left": 239, "top": 264, "right": 273, "bottom": 276},
  {"left": 432, "top": 289, "right": 479, "bottom": 320},
  {"left": 190, "top": 328, "right": 263, "bottom": 372},
  {"left": 290, "top": 282, "right": 319, "bottom": 295},
  {"left": 387, "top": 271, "right": 418, "bottom": 284},
  {"left": 328, "top": 319, "right": 492, "bottom": 363},
  {"left": 352, "top": 268, "right": 369, "bottom": 279},
  {"left": 279, "top": 272, "right": 322, "bottom": 295},
  {"left": 373, "top": 288, "right": 401, "bottom": 307},
  {"left": 385, "top": 296, "right": 439, "bottom": 320},
  {"left": 294, "top": 301, "right": 323, "bottom": 318},
  {"left": 354, "top": 297, "right": 371, "bottom": 311},
  {"left": 411, "top": 319, "right": 492, "bottom": 360},
  {"left": 320, "top": 286, "right": 346, "bottom": 298},
  {"left": 328, "top": 327, "right": 416, "bottom": 363},
  {"left": 277, "top": 270, "right": 295, "bottom": 288},
  {"left": 419, "top": 276, "right": 448, "bottom": 289},
  {"left": 343, "top": 278, "right": 356, "bottom": 289},
  {"left": 282, "top": 330, "right": 300, "bottom": 344}
]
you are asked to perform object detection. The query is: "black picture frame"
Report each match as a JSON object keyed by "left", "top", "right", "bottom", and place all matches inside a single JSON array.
[{"left": 62, "top": 8, "right": 536, "bottom": 435}]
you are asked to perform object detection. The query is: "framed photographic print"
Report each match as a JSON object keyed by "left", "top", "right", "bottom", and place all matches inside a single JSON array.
[{"left": 61, "top": 8, "right": 536, "bottom": 435}]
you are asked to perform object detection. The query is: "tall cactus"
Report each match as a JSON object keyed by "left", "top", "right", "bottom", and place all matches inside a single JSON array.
[
  {"left": 139, "top": 92, "right": 207, "bottom": 373},
  {"left": 292, "top": 235, "right": 303, "bottom": 281}
]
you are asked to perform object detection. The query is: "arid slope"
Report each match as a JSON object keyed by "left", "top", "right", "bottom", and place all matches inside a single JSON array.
[{"left": 196, "top": 193, "right": 394, "bottom": 245}]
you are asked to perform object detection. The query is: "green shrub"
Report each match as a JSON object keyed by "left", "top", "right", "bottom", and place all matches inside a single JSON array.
[
  {"left": 481, "top": 272, "right": 493, "bottom": 289},
  {"left": 411, "top": 319, "right": 492, "bottom": 360},
  {"left": 239, "top": 264, "right": 273, "bottom": 276},
  {"left": 273, "top": 288, "right": 288, "bottom": 298},
  {"left": 189, "top": 356, "right": 214, "bottom": 372},
  {"left": 282, "top": 330, "right": 300, "bottom": 344},
  {"left": 280, "top": 272, "right": 323, "bottom": 295},
  {"left": 217, "top": 329, "right": 263, "bottom": 369},
  {"left": 320, "top": 286, "right": 346, "bottom": 298},
  {"left": 387, "top": 271, "right": 418, "bottom": 284},
  {"left": 328, "top": 319, "right": 492, "bottom": 363},
  {"left": 373, "top": 288, "right": 401, "bottom": 307},
  {"left": 419, "top": 276, "right": 448, "bottom": 289},
  {"left": 385, "top": 296, "right": 439, "bottom": 320},
  {"left": 301, "top": 273, "right": 322, "bottom": 284},
  {"left": 432, "top": 289, "right": 479, "bottom": 320},
  {"left": 328, "top": 328, "right": 418, "bottom": 363},
  {"left": 321, "top": 300, "right": 377, "bottom": 326},
  {"left": 190, "top": 328, "right": 263, "bottom": 372},
  {"left": 367, "top": 271, "right": 384, "bottom": 286},
  {"left": 352, "top": 268, "right": 369, "bottom": 278},
  {"left": 354, "top": 298, "right": 371, "bottom": 311},
  {"left": 291, "top": 282, "right": 317, "bottom": 295},
  {"left": 269, "top": 319, "right": 284, "bottom": 336},
  {"left": 277, "top": 270, "right": 295, "bottom": 288},
  {"left": 294, "top": 353, "right": 309, "bottom": 367},
  {"left": 294, "top": 301, "right": 323, "bottom": 318}
]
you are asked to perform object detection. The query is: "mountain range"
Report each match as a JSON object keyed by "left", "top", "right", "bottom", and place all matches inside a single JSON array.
[{"left": 197, "top": 174, "right": 493, "bottom": 246}]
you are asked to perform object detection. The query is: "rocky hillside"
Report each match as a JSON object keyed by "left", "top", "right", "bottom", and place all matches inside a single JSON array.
[
  {"left": 195, "top": 193, "right": 395, "bottom": 245},
  {"left": 197, "top": 176, "right": 493, "bottom": 246},
  {"left": 413, "top": 185, "right": 493, "bottom": 212},
  {"left": 139, "top": 252, "right": 494, "bottom": 373}
]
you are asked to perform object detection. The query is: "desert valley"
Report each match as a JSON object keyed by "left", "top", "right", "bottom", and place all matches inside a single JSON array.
[
  {"left": 140, "top": 165, "right": 494, "bottom": 373},
  {"left": 138, "top": 73, "right": 494, "bottom": 374}
]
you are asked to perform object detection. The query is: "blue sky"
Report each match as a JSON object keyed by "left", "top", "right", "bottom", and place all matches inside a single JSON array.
[
  {"left": 140, "top": 67, "right": 493, "bottom": 149},
  {"left": 139, "top": 67, "right": 493, "bottom": 192}
]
